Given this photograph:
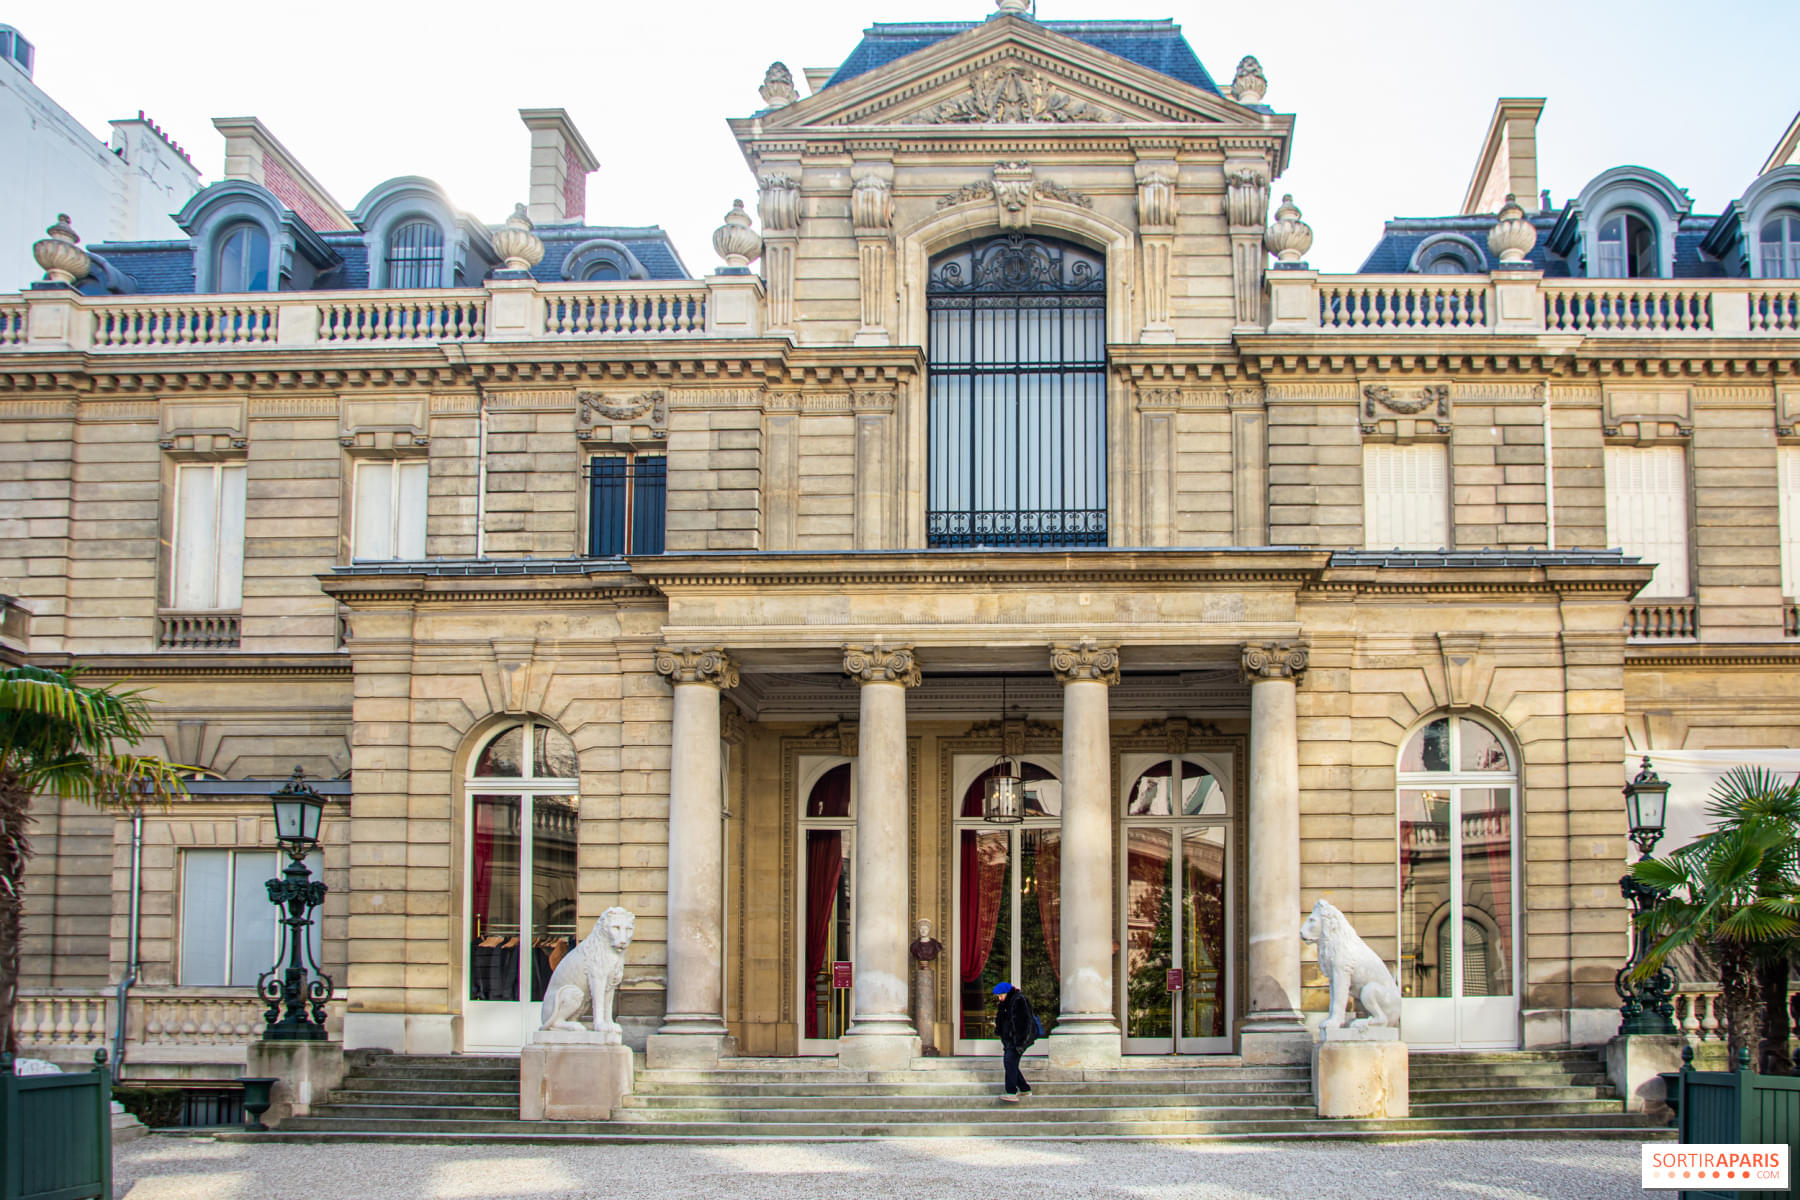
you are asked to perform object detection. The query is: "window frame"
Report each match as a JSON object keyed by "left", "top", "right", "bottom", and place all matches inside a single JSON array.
[
  {"left": 1759, "top": 212, "right": 1800, "bottom": 280},
  {"left": 1603, "top": 443, "right": 1692, "bottom": 599},
  {"left": 216, "top": 221, "right": 272, "bottom": 293},
  {"left": 169, "top": 461, "right": 248, "bottom": 611},
  {"left": 585, "top": 451, "right": 666, "bottom": 557},
  {"left": 1362, "top": 441, "right": 1451, "bottom": 552},
  {"left": 1596, "top": 210, "right": 1660, "bottom": 279},
  {"left": 349, "top": 458, "right": 429, "bottom": 562},
  {"left": 385, "top": 218, "right": 446, "bottom": 290},
  {"left": 178, "top": 846, "right": 321, "bottom": 988}
]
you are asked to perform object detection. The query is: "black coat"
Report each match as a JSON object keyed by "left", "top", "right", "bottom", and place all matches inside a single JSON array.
[{"left": 995, "top": 989, "right": 1037, "bottom": 1051}]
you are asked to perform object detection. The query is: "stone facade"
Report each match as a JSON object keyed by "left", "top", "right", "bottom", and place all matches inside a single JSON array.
[{"left": 6, "top": 9, "right": 1800, "bottom": 1072}]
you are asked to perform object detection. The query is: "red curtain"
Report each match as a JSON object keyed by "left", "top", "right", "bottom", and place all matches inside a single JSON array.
[
  {"left": 471, "top": 799, "right": 495, "bottom": 937},
  {"left": 960, "top": 830, "right": 1005, "bottom": 982},
  {"left": 1033, "top": 832, "right": 1061, "bottom": 984},
  {"left": 803, "top": 831, "right": 843, "bottom": 1038},
  {"left": 808, "top": 764, "right": 852, "bottom": 818}
]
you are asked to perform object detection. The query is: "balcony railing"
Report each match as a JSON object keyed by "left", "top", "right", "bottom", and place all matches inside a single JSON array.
[
  {"left": 0, "top": 302, "right": 24, "bottom": 345},
  {"left": 1786, "top": 602, "right": 1798, "bottom": 639},
  {"left": 1269, "top": 271, "right": 1800, "bottom": 337},
  {"left": 158, "top": 611, "right": 241, "bottom": 650},
  {"left": 1629, "top": 599, "right": 1699, "bottom": 640}
]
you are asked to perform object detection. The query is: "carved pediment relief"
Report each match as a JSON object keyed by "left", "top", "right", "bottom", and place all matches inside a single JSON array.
[{"left": 908, "top": 62, "right": 1112, "bottom": 124}]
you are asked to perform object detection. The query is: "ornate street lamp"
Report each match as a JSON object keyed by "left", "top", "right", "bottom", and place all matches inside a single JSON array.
[
  {"left": 1617, "top": 756, "right": 1677, "bottom": 1036},
  {"left": 259, "top": 766, "right": 334, "bottom": 1041},
  {"left": 982, "top": 677, "right": 1025, "bottom": 824}
]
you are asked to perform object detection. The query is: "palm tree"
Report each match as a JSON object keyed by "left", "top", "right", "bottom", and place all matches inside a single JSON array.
[
  {"left": 1632, "top": 765, "right": 1800, "bottom": 1073},
  {"left": 0, "top": 665, "right": 186, "bottom": 1057}
]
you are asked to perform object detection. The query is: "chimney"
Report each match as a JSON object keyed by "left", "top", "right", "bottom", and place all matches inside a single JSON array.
[
  {"left": 1461, "top": 98, "right": 1545, "bottom": 215},
  {"left": 212, "top": 117, "right": 354, "bottom": 231},
  {"left": 520, "top": 109, "right": 599, "bottom": 225}
]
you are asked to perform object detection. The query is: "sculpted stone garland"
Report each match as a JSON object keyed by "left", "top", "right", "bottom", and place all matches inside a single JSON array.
[{"left": 655, "top": 647, "right": 739, "bottom": 689}]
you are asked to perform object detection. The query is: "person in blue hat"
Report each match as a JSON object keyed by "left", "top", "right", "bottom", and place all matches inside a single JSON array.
[{"left": 992, "top": 982, "right": 1041, "bottom": 1101}]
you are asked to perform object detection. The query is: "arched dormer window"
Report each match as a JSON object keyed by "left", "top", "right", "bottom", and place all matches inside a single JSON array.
[
  {"left": 217, "top": 223, "right": 271, "bottom": 292},
  {"left": 387, "top": 219, "right": 445, "bottom": 289},
  {"left": 1597, "top": 210, "right": 1658, "bottom": 278},
  {"left": 560, "top": 238, "right": 649, "bottom": 283},
  {"left": 1760, "top": 212, "right": 1800, "bottom": 279},
  {"left": 584, "top": 261, "right": 622, "bottom": 281},
  {"left": 1409, "top": 233, "right": 1488, "bottom": 276}
]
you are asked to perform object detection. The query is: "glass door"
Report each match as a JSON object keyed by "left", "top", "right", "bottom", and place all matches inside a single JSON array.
[
  {"left": 798, "top": 761, "right": 854, "bottom": 1054},
  {"left": 464, "top": 722, "right": 579, "bottom": 1053},
  {"left": 1119, "top": 756, "right": 1233, "bottom": 1054},
  {"left": 1398, "top": 716, "right": 1519, "bottom": 1049}
]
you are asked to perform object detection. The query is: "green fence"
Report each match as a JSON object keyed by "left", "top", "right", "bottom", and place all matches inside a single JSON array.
[
  {"left": 1675, "top": 1047, "right": 1800, "bottom": 1200},
  {"left": 0, "top": 1052, "right": 112, "bottom": 1200}
]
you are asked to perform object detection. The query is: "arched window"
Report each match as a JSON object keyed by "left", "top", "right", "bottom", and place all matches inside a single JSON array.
[
  {"left": 217, "top": 223, "right": 271, "bottom": 292},
  {"left": 582, "top": 260, "right": 623, "bottom": 281},
  {"left": 926, "top": 234, "right": 1107, "bottom": 548},
  {"left": 1397, "top": 713, "right": 1518, "bottom": 1045},
  {"left": 464, "top": 719, "right": 577, "bottom": 1036},
  {"left": 1761, "top": 212, "right": 1800, "bottom": 279},
  {"left": 800, "top": 761, "right": 854, "bottom": 1044},
  {"left": 387, "top": 219, "right": 445, "bottom": 288},
  {"left": 1597, "top": 211, "right": 1658, "bottom": 278}
]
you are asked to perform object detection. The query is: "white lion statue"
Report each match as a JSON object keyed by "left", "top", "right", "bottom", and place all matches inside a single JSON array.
[
  {"left": 1299, "top": 898, "right": 1402, "bottom": 1031},
  {"left": 538, "top": 906, "right": 636, "bottom": 1038}
]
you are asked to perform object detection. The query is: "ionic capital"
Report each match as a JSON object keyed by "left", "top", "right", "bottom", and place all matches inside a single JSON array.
[
  {"left": 655, "top": 647, "right": 738, "bottom": 689},
  {"left": 1049, "top": 640, "right": 1120, "bottom": 686},
  {"left": 842, "top": 644, "right": 921, "bottom": 687},
  {"left": 1240, "top": 641, "right": 1308, "bottom": 683}
]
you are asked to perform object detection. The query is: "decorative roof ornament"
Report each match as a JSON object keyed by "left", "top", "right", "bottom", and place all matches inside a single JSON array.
[
  {"left": 1231, "top": 56, "right": 1267, "bottom": 105},
  {"left": 1487, "top": 193, "right": 1537, "bottom": 265},
  {"left": 760, "top": 62, "right": 798, "bottom": 110},
  {"left": 712, "top": 199, "right": 763, "bottom": 269},
  {"left": 491, "top": 204, "right": 544, "bottom": 273},
  {"left": 1264, "top": 194, "right": 1312, "bottom": 266},
  {"left": 33, "top": 213, "right": 90, "bottom": 287},
  {"left": 995, "top": 0, "right": 1033, "bottom": 14}
]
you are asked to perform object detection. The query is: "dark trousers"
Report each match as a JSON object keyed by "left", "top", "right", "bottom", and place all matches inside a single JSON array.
[{"left": 1002, "top": 1045, "right": 1030, "bottom": 1094}]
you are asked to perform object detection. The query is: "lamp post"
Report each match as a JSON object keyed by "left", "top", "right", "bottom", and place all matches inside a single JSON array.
[
  {"left": 1617, "top": 756, "right": 1677, "bottom": 1036},
  {"left": 259, "top": 766, "right": 333, "bottom": 1041}
]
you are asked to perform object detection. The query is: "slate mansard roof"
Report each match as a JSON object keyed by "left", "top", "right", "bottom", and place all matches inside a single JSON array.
[{"left": 826, "top": 18, "right": 1222, "bottom": 95}]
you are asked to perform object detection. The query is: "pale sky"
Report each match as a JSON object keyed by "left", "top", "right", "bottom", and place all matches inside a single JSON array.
[{"left": 15, "top": 0, "right": 1800, "bottom": 275}]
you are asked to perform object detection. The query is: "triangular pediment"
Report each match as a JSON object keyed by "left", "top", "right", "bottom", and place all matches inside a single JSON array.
[{"left": 756, "top": 16, "right": 1263, "bottom": 131}]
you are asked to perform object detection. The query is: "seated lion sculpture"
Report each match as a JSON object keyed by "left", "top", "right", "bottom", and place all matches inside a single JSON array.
[
  {"left": 1299, "top": 897, "right": 1402, "bottom": 1031},
  {"left": 538, "top": 906, "right": 636, "bottom": 1039}
]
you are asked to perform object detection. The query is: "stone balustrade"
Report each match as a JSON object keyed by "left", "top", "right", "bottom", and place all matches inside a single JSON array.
[
  {"left": 1629, "top": 600, "right": 1699, "bottom": 640},
  {"left": 157, "top": 611, "right": 241, "bottom": 650},
  {"left": 1269, "top": 271, "right": 1800, "bottom": 337},
  {"left": 0, "top": 274, "right": 759, "bottom": 355},
  {"left": 15, "top": 987, "right": 346, "bottom": 1069},
  {"left": 1786, "top": 603, "right": 1799, "bottom": 639}
]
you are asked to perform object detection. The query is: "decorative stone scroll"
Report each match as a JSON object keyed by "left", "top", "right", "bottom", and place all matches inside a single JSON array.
[
  {"left": 1240, "top": 641, "right": 1308, "bottom": 683},
  {"left": 842, "top": 644, "right": 921, "bottom": 687},
  {"left": 758, "top": 174, "right": 800, "bottom": 233},
  {"left": 1136, "top": 169, "right": 1176, "bottom": 230},
  {"left": 852, "top": 173, "right": 893, "bottom": 232},
  {"left": 1049, "top": 641, "right": 1120, "bottom": 686},
  {"left": 655, "top": 647, "right": 739, "bottom": 689},
  {"left": 911, "top": 64, "right": 1110, "bottom": 124}
]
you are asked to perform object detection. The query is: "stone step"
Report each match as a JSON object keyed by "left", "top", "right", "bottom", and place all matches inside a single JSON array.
[
  {"left": 630, "top": 1078, "right": 1313, "bottom": 1098},
  {"left": 1407, "top": 1085, "right": 1619, "bottom": 1103},
  {"left": 619, "top": 1089, "right": 1313, "bottom": 1111},
  {"left": 636, "top": 1067, "right": 1310, "bottom": 1086},
  {"left": 1407, "top": 1067, "right": 1608, "bottom": 1085},
  {"left": 1409, "top": 1049, "right": 1601, "bottom": 1063},
  {"left": 336, "top": 1075, "right": 520, "bottom": 1092}
]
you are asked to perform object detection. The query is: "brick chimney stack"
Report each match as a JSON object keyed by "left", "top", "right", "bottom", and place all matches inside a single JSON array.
[{"left": 520, "top": 109, "right": 599, "bottom": 225}]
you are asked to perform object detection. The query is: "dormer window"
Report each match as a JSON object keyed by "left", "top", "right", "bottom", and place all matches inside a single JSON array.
[
  {"left": 1761, "top": 212, "right": 1800, "bottom": 279},
  {"left": 1407, "top": 233, "right": 1487, "bottom": 276},
  {"left": 582, "top": 260, "right": 623, "bottom": 281},
  {"left": 387, "top": 220, "right": 445, "bottom": 288},
  {"left": 1597, "top": 212, "right": 1657, "bottom": 278},
  {"left": 217, "top": 223, "right": 271, "bottom": 292}
]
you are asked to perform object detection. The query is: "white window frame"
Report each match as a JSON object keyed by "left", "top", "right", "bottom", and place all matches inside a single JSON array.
[
  {"left": 1363, "top": 442, "right": 1450, "bottom": 552},
  {"left": 179, "top": 847, "right": 320, "bottom": 987},
  {"left": 350, "top": 459, "right": 428, "bottom": 562},
  {"left": 170, "top": 462, "right": 247, "bottom": 611},
  {"left": 1761, "top": 212, "right": 1800, "bottom": 281},
  {"left": 1604, "top": 444, "right": 1691, "bottom": 598},
  {"left": 1779, "top": 446, "right": 1800, "bottom": 600}
]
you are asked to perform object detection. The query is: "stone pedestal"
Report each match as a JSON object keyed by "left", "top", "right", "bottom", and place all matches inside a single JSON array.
[
  {"left": 520, "top": 1040, "right": 635, "bottom": 1121},
  {"left": 111, "top": 1101, "right": 148, "bottom": 1144},
  {"left": 644, "top": 1032, "right": 736, "bottom": 1069},
  {"left": 243, "top": 1039, "right": 345, "bottom": 1127},
  {"left": 1311, "top": 1026, "right": 1408, "bottom": 1119},
  {"left": 1607, "top": 1033, "right": 1684, "bottom": 1121}
]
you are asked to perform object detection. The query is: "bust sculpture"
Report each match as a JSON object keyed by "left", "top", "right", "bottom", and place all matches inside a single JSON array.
[
  {"left": 910, "top": 918, "right": 943, "bottom": 1055},
  {"left": 537, "top": 906, "right": 636, "bottom": 1044}
]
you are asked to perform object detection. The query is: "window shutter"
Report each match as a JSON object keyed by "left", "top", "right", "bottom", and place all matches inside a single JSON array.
[
  {"left": 588, "top": 458, "right": 628, "bottom": 556},
  {"left": 1364, "top": 443, "right": 1448, "bottom": 551},
  {"left": 216, "top": 465, "right": 246, "bottom": 609},
  {"left": 395, "top": 461, "right": 429, "bottom": 559},
  {"left": 1605, "top": 445, "right": 1689, "bottom": 597},
  {"left": 353, "top": 462, "right": 395, "bottom": 561},
  {"left": 631, "top": 456, "right": 667, "bottom": 555},
  {"left": 1780, "top": 447, "right": 1800, "bottom": 599}
]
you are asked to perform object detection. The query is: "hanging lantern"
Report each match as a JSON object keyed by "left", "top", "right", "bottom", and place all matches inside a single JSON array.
[{"left": 983, "top": 676, "right": 1025, "bottom": 824}]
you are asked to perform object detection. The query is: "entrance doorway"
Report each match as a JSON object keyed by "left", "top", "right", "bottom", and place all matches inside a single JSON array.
[
  {"left": 1397, "top": 714, "right": 1521, "bottom": 1049},
  {"left": 463, "top": 720, "right": 579, "bottom": 1052},
  {"left": 798, "top": 759, "right": 854, "bottom": 1054},
  {"left": 951, "top": 756, "right": 1063, "bottom": 1055},
  {"left": 1119, "top": 755, "right": 1234, "bottom": 1053}
]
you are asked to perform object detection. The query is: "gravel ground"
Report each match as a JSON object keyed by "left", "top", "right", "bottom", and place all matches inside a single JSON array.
[{"left": 114, "top": 1135, "right": 1647, "bottom": 1199}]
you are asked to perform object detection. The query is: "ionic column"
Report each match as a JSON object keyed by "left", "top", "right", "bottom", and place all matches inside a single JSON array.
[
  {"left": 838, "top": 644, "right": 921, "bottom": 1070},
  {"left": 1048, "top": 640, "right": 1122, "bottom": 1067},
  {"left": 1240, "top": 640, "right": 1310, "bottom": 1064},
  {"left": 646, "top": 647, "right": 737, "bottom": 1068}
]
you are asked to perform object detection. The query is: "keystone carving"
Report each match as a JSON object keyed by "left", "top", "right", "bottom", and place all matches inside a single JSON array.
[
  {"left": 912, "top": 64, "right": 1109, "bottom": 124},
  {"left": 655, "top": 647, "right": 738, "bottom": 689},
  {"left": 843, "top": 644, "right": 921, "bottom": 687},
  {"left": 1363, "top": 384, "right": 1449, "bottom": 419},
  {"left": 936, "top": 163, "right": 1092, "bottom": 231},
  {"left": 579, "top": 390, "right": 666, "bottom": 425},
  {"left": 1049, "top": 641, "right": 1120, "bottom": 686},
  {"left": 1240, "top": 642, "right": 1308, "bottom": 683}
]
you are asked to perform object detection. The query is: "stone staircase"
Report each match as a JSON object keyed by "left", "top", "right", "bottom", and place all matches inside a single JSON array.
[{"left": 230, "top": 1046, "right": 1674, "bottom": 1144}]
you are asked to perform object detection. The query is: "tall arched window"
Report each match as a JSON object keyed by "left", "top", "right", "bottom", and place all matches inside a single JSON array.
[
  {"left": 926, "top": 234, "right": 1107, "bottom": 548},
  {"left": 799, "top": 761, "right": 853, "bottom": 1047},
  {"left": 1397, "top": 712, "right": 1519, "bottom": 1048},
  {"left": 217, "top": 223, "right": 271, "bottom": 292},
  {"left": 1761, "top": 212, "right": 1800, "bottom": 279},
  {"left": 387, "top": 219, "right": 445, "bottom": 288},
  {"left": 1596, "top": 211, "right": 1658, "bottom": 278}
]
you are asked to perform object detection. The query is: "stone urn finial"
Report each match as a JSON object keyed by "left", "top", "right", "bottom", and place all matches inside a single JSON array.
[
  {"left": 1231, "top": 55, "right": 1268, "bottom": 104},
  {"left": 1265, "top": 194, "right": 1312, "bottom": 265},
  {"left": 491, "top": 203, "right": 544, "bottom": 273},
  {"left": 33, "top": 213, "right": 91, "bottom": 286},
  {"left": 760, "top": 62, "right": 798, "bottom": 109},
  {"left": 712, "top": 199, "right": 763, "bottom": 269},
  {"left": 1487, "top": 193, "right": 1537, "bottom": 265},
  {"left": 995, "top": 0, "right": 1033, "bottom": 14}
]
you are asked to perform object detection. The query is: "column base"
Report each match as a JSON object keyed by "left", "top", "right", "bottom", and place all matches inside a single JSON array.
[
  {"left": 521, "top": 1042, "right": 635, "bottom": 1121},
  {"left": 1606, "top": 1033, "right": 1683, "bottom": 1121},
  {"left": 1046, "top": 1029, "right": 1122, "bottom": 1069},
  {"left": 837, "top": 1032, "right": 920, "bottom": 1071},
  {"left": 1239, "top": 1018, "right": 1311, "bottom": 1065},
  {"left": 644, "top": 1032, "right": 736, "bottom": 1069}
]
